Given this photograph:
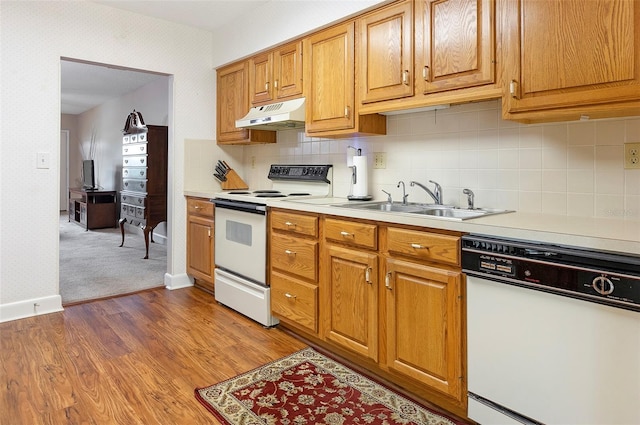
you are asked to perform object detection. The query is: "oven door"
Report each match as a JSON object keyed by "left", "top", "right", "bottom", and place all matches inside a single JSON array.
[{"left": 213, "top": 199, "right": 267, "bottom": 285}]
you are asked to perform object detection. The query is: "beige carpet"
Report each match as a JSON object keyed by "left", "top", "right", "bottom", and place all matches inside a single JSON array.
[{"left": 59, "top": 213, "right": 167, "bottom": 304}]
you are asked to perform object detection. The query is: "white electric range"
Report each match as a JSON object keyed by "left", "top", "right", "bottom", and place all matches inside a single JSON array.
[{"left": 211, "top": 164, "right": 332, "bottom": 327}]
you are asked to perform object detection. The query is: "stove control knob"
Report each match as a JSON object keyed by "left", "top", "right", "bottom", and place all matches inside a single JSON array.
[{"left": 592, "top": 276, "right": 614, "bottom": 295}]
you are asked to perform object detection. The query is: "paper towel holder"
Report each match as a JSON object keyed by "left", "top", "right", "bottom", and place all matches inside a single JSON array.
[{"left": 347, "top": 146, "right": 373, "bottom": 201}]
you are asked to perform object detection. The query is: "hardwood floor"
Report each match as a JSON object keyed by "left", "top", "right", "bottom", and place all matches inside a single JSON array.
[{"left": 0, "top": 287, "right": 307, "bottom": 424}]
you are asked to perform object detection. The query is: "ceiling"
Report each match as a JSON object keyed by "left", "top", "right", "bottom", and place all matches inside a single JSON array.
[{"left": 61, "top": 1, "right": 271, "bottom": 115}]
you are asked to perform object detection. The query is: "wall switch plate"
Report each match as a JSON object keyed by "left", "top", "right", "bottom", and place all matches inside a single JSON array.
[
  {"left": 37, "top": 152, "right": 50, "bottom": 169},
  {"left": 624, "top": 143, "right": 640, "bottom": 169},
  {"left": 373, "top": 152, "right": 386, "bottom": 169}
]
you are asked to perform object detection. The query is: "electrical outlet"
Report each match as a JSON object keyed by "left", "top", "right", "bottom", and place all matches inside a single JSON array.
[
  {"left": 251, "top": 156, "right": 256, "bottom": 169},
  {"left": 624, "top": 143, "right": 640, "bottom": 169},
  {"left": 373, "top": 152, "right": 386, "bottom": 169}
]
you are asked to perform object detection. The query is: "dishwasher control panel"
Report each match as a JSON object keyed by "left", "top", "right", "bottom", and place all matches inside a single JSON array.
[{"left": 462, "top": 235, "right": 640, "bottom": 312}]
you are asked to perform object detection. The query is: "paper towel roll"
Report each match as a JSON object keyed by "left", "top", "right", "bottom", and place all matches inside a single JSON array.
[{"left": 352, "top": 155, "right": 369, "bottom": 197}]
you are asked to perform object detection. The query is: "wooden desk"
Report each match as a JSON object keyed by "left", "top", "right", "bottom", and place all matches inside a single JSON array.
[{"left": 68, "top": 188, "right": 117, "bottom": 230}]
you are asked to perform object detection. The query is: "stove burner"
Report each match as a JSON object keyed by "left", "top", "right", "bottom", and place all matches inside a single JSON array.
[
  {"left": 253, "top": 190, "right": 281, "bottom": 194},
  {"left": 255, "top": 193, "right": 287, "bottom": 198},
  {"left": 288, "top": 192, "right": 311, "bottom": 196},
  {"left": 229, "top": 191, "right": 251, "bottom": 195}
]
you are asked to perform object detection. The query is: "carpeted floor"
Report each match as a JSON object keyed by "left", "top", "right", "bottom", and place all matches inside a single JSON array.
[
  {"left": 59, "top": 212, "right": 167, "bottom": 304},
  {"left": 196, "top": 347, "right": 464, "bottom": 425}
]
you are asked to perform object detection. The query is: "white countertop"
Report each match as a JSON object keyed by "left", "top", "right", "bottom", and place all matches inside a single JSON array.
[{"left": 185, "top": 190, "right": 640, "bottom": 255}]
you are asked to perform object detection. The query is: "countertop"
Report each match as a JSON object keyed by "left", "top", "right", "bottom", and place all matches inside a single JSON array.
[{"left": 184, "top": 190, "right": 640, "bottom": 255}]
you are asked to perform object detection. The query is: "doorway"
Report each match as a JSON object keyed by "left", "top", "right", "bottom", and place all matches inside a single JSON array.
[{"left": 59, "top": 58, "right": 171, "bottom": 305}]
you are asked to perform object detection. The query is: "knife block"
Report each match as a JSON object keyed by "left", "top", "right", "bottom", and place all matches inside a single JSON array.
[{"left": 220, "top": 169, "right": 249, "bottom": 190}]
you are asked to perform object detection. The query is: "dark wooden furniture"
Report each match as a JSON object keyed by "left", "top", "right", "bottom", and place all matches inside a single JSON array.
[
  {"left": 68, "top": 188, "right": 117, "bottom": 230},
  {"left": 119, "top": 125, "right": 168, "bottom": 259}
]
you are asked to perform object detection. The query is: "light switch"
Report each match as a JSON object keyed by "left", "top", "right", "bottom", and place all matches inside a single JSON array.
[{"left": 37, "top": 152, "right": 50, "bottom": 169}]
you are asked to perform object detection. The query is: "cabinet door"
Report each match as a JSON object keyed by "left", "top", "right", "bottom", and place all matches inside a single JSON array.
[
  {"left": 304, "top": 22, "right": 355, "bottom": 133},
  {"left": 187, "top": 214, "right": 214, "bottom": 284},
  {"left": 418, "top": 0, "right": 495, "bottom": 93},
  {"left": 358, "top": 0, "right": 414, "bottom": 103},
  {"left": 274, "top": 41, "right": 304, "bottom": 100},
  {"left": 323, "top": 245, "right": 378, "bottom": 361},
  {"left": 249, "top": 52, "right": 274, "bottom": 105},
  {"left": 503, "top": 0, "right": 640, "bottom": 118},
  {"left": 384, "top": 258, "right": 463, "bottom": 404}
]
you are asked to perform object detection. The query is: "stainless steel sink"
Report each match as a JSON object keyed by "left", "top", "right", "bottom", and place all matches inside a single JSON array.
[{"left": 333, "top": 201, "right": 513, "bottom": 221}]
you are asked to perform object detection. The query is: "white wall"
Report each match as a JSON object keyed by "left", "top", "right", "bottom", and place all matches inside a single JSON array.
[{"left": 0, "top": 1, "right": 217, "bottom": 321}]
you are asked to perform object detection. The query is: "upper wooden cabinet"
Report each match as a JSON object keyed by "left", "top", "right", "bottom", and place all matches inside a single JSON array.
[
  {"left": 249, "top": 41, "right": 304, "bottom": 106},
  {"left": 502, "top": 0, "right": 640, "bottom": 123},
  {"left": 358, "top": 0, "right": 499, "bottom": 114},
  {"left": 216, "top": 61, "right": 276, "bottom": 145},
  {"left": 304, "top": 21, "right": 386, "bottom": 137}
]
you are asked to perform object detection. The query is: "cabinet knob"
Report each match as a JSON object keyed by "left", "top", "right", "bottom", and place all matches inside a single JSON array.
[
  {"left": 410, "top": 243, "right": 428, "bottom": 250},
  {"left": 402, "top": 70, "right": 409, "bottom": 85},
  {"left": 285, "top": 249, "right": 296, "bottom": 256},
  {"left": 365, "top": 267, "right": 372, "bottom": 284},
  {"left": 284, "top": 293, "right": 297, "bottom": 299},
  {"left": 274, "top": 80, "right": 279, "bottom": 89},
  {"left": 423, "top": 65, "right": 430, "bottom": 82},
  {"left": 510, "top": 80, "right": 519, "bottom": 99},
  {"left": 344, "top": 106, "right": 350, "bottom": 118},
  {"left": 285, "top": 221, "right": 296, "bottom": 228},
  {"left": 385, "top": 272, "right": 393, "bottom": 290},
  {"left": 265, "top": 82, "right": 270, "bottom": 91},
  {"left": 340, "top": 231, "right": 353, "bottom": 238}
]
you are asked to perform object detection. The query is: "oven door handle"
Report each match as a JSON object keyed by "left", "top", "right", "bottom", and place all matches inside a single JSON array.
[{"left": 212, "top": 199, "right": 267, "bottom": 215}]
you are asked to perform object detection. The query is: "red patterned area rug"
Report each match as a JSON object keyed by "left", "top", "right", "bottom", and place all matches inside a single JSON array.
[{"left": 195, "top": 347, "right": 463, "bottom": 425}]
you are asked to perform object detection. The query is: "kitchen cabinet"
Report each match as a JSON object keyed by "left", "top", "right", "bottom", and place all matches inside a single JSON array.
[
  {"left": 186, "top": 197, "right": 214, "bottom": 293},
  {"left": 216, "top": 61, "right": 276, "bottom": 145},
  {"left": 249, "top": 41, "right": 304, "bottom": 105},
  {"left": 269, "top": 209, "right": 319, "bottom": 334},
  {"left": 502, "top": 0, "right": 640, "bottom": 123},
  {"left": 358, "top": 0, "right": 499, "bottom": 114},
  {"left": 322, "top": 218, "right": 379, "bottom": 361},
  {"left": 303, "top": 21, "right": 387, "bottom": 137}
]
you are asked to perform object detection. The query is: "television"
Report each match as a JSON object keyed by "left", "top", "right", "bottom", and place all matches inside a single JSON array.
[{"left": 82, "top": 159, "right": 96, "bottom": 190}]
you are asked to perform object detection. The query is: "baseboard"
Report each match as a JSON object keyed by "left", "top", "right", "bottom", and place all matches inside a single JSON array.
[
  {"left": 164, "top": 272, "right": 193, "bottom": 290},
  {"left": 0, "top": 295, "right": 64, "bottom": 323}
]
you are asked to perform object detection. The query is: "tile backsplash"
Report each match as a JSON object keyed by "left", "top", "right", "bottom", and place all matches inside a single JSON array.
[{"left": 194, "top": 99, "right": 640, "bottom": 220}]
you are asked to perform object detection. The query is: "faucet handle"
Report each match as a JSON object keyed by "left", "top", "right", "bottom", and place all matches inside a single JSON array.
[
  {"left": 463, "top": 188, "right": 475, "bottom": 210},
  {"left": 428, "top": 180, "right": 442, "bottom": 204},
  {"left": 382, "top": 189, "right": 392, "bottom": 203}
]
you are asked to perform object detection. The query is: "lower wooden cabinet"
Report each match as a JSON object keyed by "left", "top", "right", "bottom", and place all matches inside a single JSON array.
[
  {"left": 186, "top": 197, "right": 214, "bottom": 293},
  {"left": 323, "top": 244, "right": 379, "bottom": 361},
  {"left": 384, "top": 257, "right": 464, "bottom": 403}
]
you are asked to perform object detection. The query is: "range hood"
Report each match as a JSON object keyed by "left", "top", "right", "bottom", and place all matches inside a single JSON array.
[{"left": 236, "top": 98, "right": 305, "bottom": 130}]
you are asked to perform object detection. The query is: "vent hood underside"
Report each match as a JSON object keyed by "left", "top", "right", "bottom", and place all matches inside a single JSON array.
[{"left": 236, "top": 97, "right": 305, "bottom": 130}]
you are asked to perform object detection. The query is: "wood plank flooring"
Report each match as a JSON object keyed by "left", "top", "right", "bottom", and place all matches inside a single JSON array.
[{"left": 0, "top": 287, "right": 307, "bottom": 424}]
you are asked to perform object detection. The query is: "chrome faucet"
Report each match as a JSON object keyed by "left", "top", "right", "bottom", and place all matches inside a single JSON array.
[
  {"left": 397, "top": 181, "right": 409, "bottom": 205},
  {"left": 410, "top": 180, "right": 442, "bottom": 204},
  {"left": 463, "top": 188, "right": 475, "bottom": 210},
  {"left": 382, "top": 189, "right": 392, "bottom": 203}
]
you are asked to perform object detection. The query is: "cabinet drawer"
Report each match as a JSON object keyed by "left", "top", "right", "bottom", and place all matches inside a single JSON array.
[
  {"left": 271, "top": 210, "right": 318, "bottom": 237},
  {"left": 122, "top": 143, "right": 147, "bottom": 156},
  {"left": 386, "top": 227, "right": 460, "bottom": 266},
  {"left": 324, "top": 218, "right": 377, "bottom": 250},
  {"left": 187, "top": 197, "right": 214, "bottom": 217},
  {"left": 271, "top": 233, "right": 318, "bottom": 281},
  {"left": 271, "top": 271, "right": 318, "bottom": 333},
  {"left": 123, "top": 179, "right": 147, "bottom": 193},
  {"left": 123, "top": 167, "right": 147, "bottom": 179},
  {"left": 123, "top": 155, "right": 147, "bottom": 167},
  {"left": 121, "top": 193, "right": 145, "bottom": 207}
]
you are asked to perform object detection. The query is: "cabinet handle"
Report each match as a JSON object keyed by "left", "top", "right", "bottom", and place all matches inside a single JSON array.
[
  {"left": 423, "top": 65, "right": 430, "bottom": 82},
  {"left": 340, "top": 231, "right": 353, "bottom": 238},
  {"left": 410, "top": 243, "right": 428, "bottom": 250},
  {"left": 284, "top": 292, "right": 297, "bottom": 299},
  {"left": 385, "top": 272, "right": 392, "bottom": 290},
  {"left": 344, "top": 106, "right": 350, "bottom": 118},
  {"left": 274, "top": 80, "right": 278, "bottom": 89},
  {"left": 285, "top": 221, "right": 296, "bottom": 228},
  {"left": 265, "top": 82, "right": 270, "bottom": 91},
  {"left": 194, "top": 205, "right": 201, "bottom": 209},
  {"left": 365, "top": 267, "right": 372, "bottom": 284},
  {"left": 285, "top": 249, "right": 296, "bottom": 256},
  {"left": 402, "top": 70, "right": 409, "bottom": 85},
  {"left": 510, "top": 80, "right": 519, "bottom": 99},
  {"left": 208, "top": 228, "right": 211, "bottom": 238}
]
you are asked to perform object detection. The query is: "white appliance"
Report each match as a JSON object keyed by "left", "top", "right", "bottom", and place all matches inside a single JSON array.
[
  {"left": 462, "top": 235, "right": 640, "bottom": 424},
  {"left": 212, "top": 164, "right": 332, "bottom": 327},
  {"left": 236, "top": 97, "right": 305, "bottom": 130}
]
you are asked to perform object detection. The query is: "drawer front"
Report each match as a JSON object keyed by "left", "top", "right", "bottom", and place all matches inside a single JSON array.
[
  {"left": 324, "top": 218, "right": 377, "bottom": 250},
  {"left": 187, "top": 197, "right": 214, "bottom": 217},
  {"left": 123, "top": 155, "right": 147, "bottom": 167},
  {"left": 271, "top": 271, "right": 318, "bottom": 333},
  {"left": 271, "top": 210, "right": 318, "bottom": 237},
  {"left": 121, "top": 193, "right": 145, "bottom": 207},
  {"left": 137, "top": 132, "right": 147, "bottom": 143},
  {"left": 386, "top": 227, "right": 460, "bottom": 266},
  {"left": 271, "top": 233, "right": 318, "bottom": 281},
  {"left": 135, "top": 206, "right": 146, "bottom": 219},
  {"left": 123, "top": 167, "right": 147, "bottom": 179},
  {"left": 122, "top": 143, "right": 147, "bottom": 156},
  {"left": 121, "top": 207, "right": 145, "bottom": 227},
  {"left": 122, "top": 134, "right": 130, "bottom": 144},
  {"left": 122, "top": 179, "right": 147, "bottom": 193}
]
